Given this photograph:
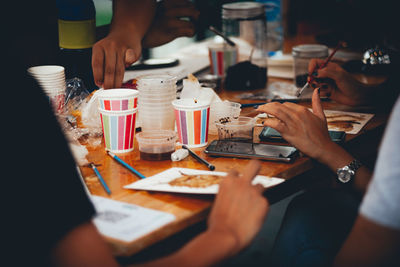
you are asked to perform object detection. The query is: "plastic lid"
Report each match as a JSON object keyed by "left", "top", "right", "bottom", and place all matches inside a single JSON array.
[
  {"left": 136, "top": 130, "right": 177, "bottom": 144},
  {"left": 222, "top": 2, "right": 265, "bottom": 19},
  {"left": 136, "top": 74, "right": 177, "bottom": 85},
  {"left": 292, "top": 44, "right": 329, "bottom": 58}
]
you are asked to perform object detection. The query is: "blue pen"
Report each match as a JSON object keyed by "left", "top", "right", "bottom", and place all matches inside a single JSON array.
[
  {"left": 90, "top": 163, "right": 111, "bottom": 195},
  {"left": 107, "top": 151, "right": 146, "bottom": 179}
]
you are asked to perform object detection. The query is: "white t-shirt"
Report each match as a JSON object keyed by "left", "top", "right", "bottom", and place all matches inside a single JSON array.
[{"left": 359, "top": 96, "right": 400, "bottom": 230}]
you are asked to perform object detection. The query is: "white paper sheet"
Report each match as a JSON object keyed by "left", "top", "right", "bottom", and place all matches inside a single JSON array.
[
  {"left": 256, "top": 109, "right": 374, "bottom": 135},
  {"left": 91, "top": 196, "right": 175, "bottom": 242},
  {"left": 324, "top": 110, "right": 374, "bottom": 135},
  {"left": 124, "top": 167, "right": 284, "bottom": 194}
]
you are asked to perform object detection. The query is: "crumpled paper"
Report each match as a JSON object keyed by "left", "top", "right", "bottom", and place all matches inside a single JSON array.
[{"left": 180, "top": 73, "right": 221, "bottom": 104}]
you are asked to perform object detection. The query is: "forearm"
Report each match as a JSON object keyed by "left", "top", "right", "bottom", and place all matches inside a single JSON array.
[
  {"left": 111, "top": 0, "right": 156, "bottom": 38},
  {"left": 318, "top": 142, "right": 372, "bottom": 193},
  {"left": 134, "top": 230, "right": 238, "bottom": 267}
]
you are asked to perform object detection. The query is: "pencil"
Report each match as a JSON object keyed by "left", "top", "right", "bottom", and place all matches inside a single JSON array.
[
  {"left": 107, "top": 151, "right": 146, "bottom": 179},
  {"left": 297, "top": 42, "right": 343, "bottom": 97},
  {"left": 90, "top": 163, "right": 111, "bottom": 195},
  {"left": 182, "top": 145, "right": 215, "bottom": 171}
]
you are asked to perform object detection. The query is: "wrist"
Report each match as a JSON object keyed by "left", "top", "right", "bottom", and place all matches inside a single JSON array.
[
  {"left": 204, "top": 228, "right": 240, "bottom": 256},
  {"left": 316, "top": 142, "right": 354, "bottom": 172}
]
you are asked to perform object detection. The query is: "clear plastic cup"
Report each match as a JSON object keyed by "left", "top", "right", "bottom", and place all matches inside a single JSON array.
[
  {"left": 138, "top": 104, "right": 174, "bottom": 111},
  {"left": 136, "top": 74, "right": 177, "bottom": 87},
  {"left": 209, "top": 101, "right": 241, "bottom": 134},
  {"left": 138, "top": 101, "right": 174, "bottom": 107},
  {"left": 136, "top": 130, "right": 177, "bottom": 161},
  {"left": 215, "top": 116, "right": 255, "bottom": 141},
  {"left": 139, "top": 91, "right": 176, "bottom": 98},
  {"left": 139, "top": 113, "right": 175, "bottom": 131},
  {"left": 138, "top": 103, "right": 175, "bottom": 131},
  {"left": 138, "top": 96, "right": 176, "bottom": 103}
]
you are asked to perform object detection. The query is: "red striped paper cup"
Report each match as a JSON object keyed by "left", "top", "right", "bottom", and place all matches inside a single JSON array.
[
  {"left": 97, "top": 89, "right": 138, "bottom": 111},
  {"left": 208, "top": 43, "right": 238, "bottom": 77},
  {"left": 172, "top": 99, "right": 210, "bottom": 148},
  {"left": 99, "top": 108, "right": 138, "bottom": 153}
]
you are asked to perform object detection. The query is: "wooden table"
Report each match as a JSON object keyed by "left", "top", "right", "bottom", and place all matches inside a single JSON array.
[
  {"left": 79, "top": 71, "right": 389, "bottom": 257},
  {"left": 76, "top": 29, "right": 390, "bottom": 259}
]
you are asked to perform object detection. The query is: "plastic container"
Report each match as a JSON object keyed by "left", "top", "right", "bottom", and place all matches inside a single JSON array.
[
  {"left": 136, "top": 74, "right": 177, "bottom": 131},
  {"left": 136, "top": 74, "right": 177, "bottom": 87},
  {"left": 222, "top": 2, "right": 267, "bottom": 68},
  {"left": 209, "top": 101, "right": 241, "bottom": 135},
  {"left": 215, "top": 116, "right": 255, "bottom": 141},
  {"left": 292, "top": 44, "right": 328, "bottom": 87},
  {"left": 136, "top": 130, "right": 177, "bottom": 161}
]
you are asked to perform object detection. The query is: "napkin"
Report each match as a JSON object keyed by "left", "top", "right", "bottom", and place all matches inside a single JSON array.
[{"left": 180, "top": 74, "right": 221, "bottom": 104}]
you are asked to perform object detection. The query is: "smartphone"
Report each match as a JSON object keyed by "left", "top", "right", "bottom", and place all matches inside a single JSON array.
[
  {"left": 204, "top": 140, "right": 298, "bottom": 163},
  {"left": 259, "top": 127, "right": 346, "bottom": 144}
]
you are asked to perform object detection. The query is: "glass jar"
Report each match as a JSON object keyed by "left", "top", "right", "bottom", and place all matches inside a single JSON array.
[
  {"left": 222, "top": 2, "right": 268, "bottom": 90},
  {"left": 292, "top": 44, "right": 328, "bottom": 87},
  {"left": 222, "top": 2, "right": 267, "bottom": 65}
]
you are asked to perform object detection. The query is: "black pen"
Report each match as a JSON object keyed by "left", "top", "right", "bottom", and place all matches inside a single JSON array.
[
  {"left": 182, "top": 145, "right": 215, "bottom": 171},
  {"left": 240, "top": 97, "right": 330, "bottom": 108}
]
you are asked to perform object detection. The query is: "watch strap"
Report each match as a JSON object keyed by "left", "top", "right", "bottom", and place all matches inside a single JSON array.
[
  {"left": 336, "top": 159, "right": 363, "bottom": 184},
  {"left": 348, "top": 159, "right": 363, "bottom": 172}
]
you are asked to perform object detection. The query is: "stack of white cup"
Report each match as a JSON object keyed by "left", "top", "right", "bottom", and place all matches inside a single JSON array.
[
  {"left": 27, "top": 65, "right": 66, "bottom": 113},
  {"left": 136, "top": 74, "right": 177, "bottom": 131}
]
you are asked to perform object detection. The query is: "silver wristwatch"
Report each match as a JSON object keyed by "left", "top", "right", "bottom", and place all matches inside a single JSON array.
[{"left": 336, "top": 159, "right": 362, "bottom": 183}]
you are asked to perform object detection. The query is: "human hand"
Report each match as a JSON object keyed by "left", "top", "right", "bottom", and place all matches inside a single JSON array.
[
  {"left": 308, "top": 59, "right": 371, "bottom": 106},
  {"left": 207, "top": 160, "right": 269, "bottom": 254},
  {"left": 256, "top": 89, "right": 335, "bottom": 161},
  {"left": 142, "top": 0, "right": 199, "bottom": 48},
  {"left": 92, "top": 29, "right": 142, "bottom": 89}
]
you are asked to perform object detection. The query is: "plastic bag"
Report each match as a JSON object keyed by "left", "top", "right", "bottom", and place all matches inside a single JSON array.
[{"left": 59, "top": 78, "right": 102, "bottom": 147}]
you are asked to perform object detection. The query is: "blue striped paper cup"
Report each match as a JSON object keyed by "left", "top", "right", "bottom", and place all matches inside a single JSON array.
[
  {"left": 172, "top": 99, "right": 210, "bottom": 148},
  {"left": 97, "top": 89, "right": 138, "bottom": 111},
  {"left": 208, "top": 43, "right": 238, "bottom": 77},
  {"left": 99, "top": 108, "right": 138, "bottom": 153}
]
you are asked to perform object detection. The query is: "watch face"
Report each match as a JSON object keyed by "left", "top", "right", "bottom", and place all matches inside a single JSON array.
[{"left": 338, "top": 169, "right": 352, "bottom": 183}]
